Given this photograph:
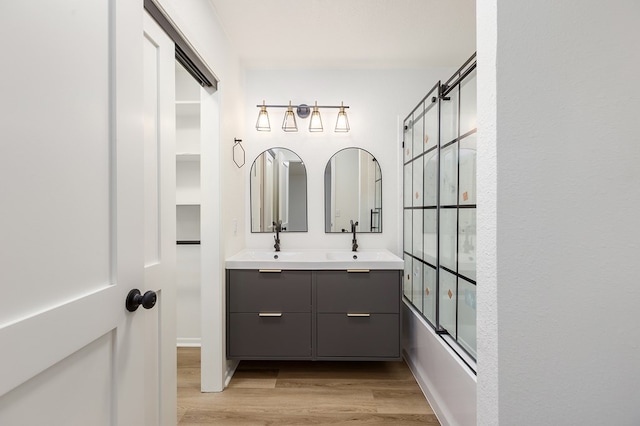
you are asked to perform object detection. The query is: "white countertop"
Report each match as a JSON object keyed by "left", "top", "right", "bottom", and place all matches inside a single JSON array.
[{"left": 225, "top": 248, "right": 404, "bottom": 270}]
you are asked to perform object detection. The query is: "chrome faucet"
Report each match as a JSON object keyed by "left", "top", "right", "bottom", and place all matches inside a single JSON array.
[
  {"left": 273, "top": 220, "right": 282, "bottom": 252},
  {"left": 350, "top": 220, "right": 359, "bottom": 252}
]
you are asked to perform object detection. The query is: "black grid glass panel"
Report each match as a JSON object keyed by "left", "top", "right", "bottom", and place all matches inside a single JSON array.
[{"left": 402, "top": 54, "right": 477, "bottom": 364}]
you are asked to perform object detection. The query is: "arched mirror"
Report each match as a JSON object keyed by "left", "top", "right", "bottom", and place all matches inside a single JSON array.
[
  {"left": 324, "top": 147, "right": 382, "bottom": 233},
  {"left": 250, "top": 148, "right": 308, "bottom": 232}
]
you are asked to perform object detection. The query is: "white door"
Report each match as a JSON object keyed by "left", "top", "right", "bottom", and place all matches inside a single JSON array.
[
  {"left": 143, "top": 11, "right": 177, "bottom": 425},
  {"left": 0, "top": 1, "right": 165, "bottom": 424}
]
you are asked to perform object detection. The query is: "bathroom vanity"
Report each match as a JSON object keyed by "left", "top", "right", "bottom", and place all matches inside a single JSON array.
[{"left": 225, "top": 249, "right": 403, "bottom": 361}]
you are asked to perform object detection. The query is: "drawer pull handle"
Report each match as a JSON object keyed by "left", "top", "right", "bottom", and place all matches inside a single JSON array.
[
  {"left": 347, "top": 313, "right": 371, "bottom": 317},
  {"left": 258, "top": 269, "right": 282, "bottom": 273},
  {"left": 347, "top": 269, "right": 370, "bottom": 273},
  {"left": 259, "top": 312, "right": 283, "bottom": 317}
]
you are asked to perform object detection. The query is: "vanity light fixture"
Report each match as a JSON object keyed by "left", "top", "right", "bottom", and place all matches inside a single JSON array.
[
  {"left": 282, "top": 101, "right": 298, "bottom": 132},
  {"left": 254, "top": 101, "right": 350, "bottom": 133},
  {"left": 335, "top": 101, "right": 350, "bottom": 132},
  {"left": 309, "top": 101, "right": 323, "bottom": 132},
  {"left": 256, "top": 100, "right": 271, "bottom": 131}
]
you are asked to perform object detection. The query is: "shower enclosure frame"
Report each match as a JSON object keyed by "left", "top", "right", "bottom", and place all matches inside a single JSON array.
[{"left": 402, "top": 53, "right": 477, "bottom": 369}]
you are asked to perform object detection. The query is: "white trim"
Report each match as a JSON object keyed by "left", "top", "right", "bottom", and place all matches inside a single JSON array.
[
  {"left": 200, "top": 86, "right": 224, "bottom": 392},
  {"left": 224, "top": 360, "right": 240, "bottom": 388}
]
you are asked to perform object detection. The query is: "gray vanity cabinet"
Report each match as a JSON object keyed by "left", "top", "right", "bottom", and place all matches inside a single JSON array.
[
  {"left": 316, "top": 270, "right": 401, "bottom": 360},
  {"left": 227, "top": 270, "right": 312, "bottom": 359},
  {"left": 226, "top": 269, "right": 401, "bottom": 361}
]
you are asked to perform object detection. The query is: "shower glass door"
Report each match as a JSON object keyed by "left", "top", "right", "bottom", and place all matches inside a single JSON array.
[{"left": 402, "top": 53, "right": 477, "bottom": 364}]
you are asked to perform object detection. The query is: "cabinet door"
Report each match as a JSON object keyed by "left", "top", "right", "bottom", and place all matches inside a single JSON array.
[
  {"left": 317, "top": 314, "right": 399, "bottom": 358},
  {"left": 228, "top": 313, "right": 311, "bottom": 358},
  {"left": 228, "top": 270, "right": 311, "bottom": 312},
  {"left": 316, "top": 271, "right": 400, "bottom": 313}
]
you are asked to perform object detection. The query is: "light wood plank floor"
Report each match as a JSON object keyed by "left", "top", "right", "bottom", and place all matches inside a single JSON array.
[{"left": 178, "top": 347, "right": 440, "bottom": 425}]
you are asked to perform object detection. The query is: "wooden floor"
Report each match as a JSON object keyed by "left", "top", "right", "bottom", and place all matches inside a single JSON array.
[{"left": 177, "top": 347, "right": 440, "bottom": 425}]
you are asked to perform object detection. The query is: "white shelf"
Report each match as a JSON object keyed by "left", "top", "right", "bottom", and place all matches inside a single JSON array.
[
  {"left": 176, "top": 190, "right": 200, "bottom": 205},
  {"left": 177, "top": 153, "right": 200, "bottom": 162},
  {"left": 176, "top": 200, "right": 200, "bottom": 206}
]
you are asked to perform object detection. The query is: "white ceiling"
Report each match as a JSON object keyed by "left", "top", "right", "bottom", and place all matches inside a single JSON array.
[{"left": 208, "top": 0, "right": 476, "bottom": 69}]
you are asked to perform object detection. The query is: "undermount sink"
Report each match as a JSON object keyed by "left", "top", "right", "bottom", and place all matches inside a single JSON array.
[{"left": 225, "top": 249, "right": 403, "bottom": 270}]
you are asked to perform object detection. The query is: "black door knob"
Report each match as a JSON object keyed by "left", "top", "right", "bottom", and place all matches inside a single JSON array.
[{"left": 126, "top": 289, "right": 157, "bottom": 312}]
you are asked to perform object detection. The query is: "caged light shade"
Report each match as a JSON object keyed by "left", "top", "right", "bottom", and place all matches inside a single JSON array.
[
  {"left": 335, "top": 101, "right": 350, "bottom": 132},
  {"left": 255, "top": 101, "right": 350, "bottom": 133},
  {"left": 282, "top": 101, "right": 298, "bottom": 132},
  {"left": 256, "top": 100, "right": 271, "bottom": 131},
  {"left": 309, "top": 101, "right": 323, "bottom": 132}
]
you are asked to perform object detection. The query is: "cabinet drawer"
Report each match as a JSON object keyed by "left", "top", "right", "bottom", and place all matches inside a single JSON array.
[
  {"left": 316, "top": 313, "right": 400, "bottom": 358},
  {"left": 228, "top": 270, "right": 311, "bottom": 312},
  {"left": 316, "top": 270, "right": 400, "bottom": 313},
  {"left": 228, "top": 313, "right": 311, "bottom": 359}
]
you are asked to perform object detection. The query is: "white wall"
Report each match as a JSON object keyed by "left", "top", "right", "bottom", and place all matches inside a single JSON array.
[
  {"left": 477, "top": 1, "right": 640, "bottom": 424},
  {"left": 243, "top": 68, "right": 454, "bottom": 253}
]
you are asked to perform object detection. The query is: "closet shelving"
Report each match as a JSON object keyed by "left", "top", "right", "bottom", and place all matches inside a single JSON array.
[
  {"left": 176, "top": 61, "right": 201, "bottom": 346},
  {"left": 176, "top": 63, "right": 201, "bottom": 242}
]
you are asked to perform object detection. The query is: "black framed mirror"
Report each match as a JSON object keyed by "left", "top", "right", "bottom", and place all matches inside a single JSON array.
[
  {"left": 250, "top": 148, "right": 308, "bottom": 232},
  {"left": 324, "top": 147, "right": 382, "bottom": 233}
]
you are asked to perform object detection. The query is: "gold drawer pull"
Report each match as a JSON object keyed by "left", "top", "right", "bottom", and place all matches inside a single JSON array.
[
  {"left": 258, "top": 312, "right": 282, "bottom": 317},
  {"left": 347, "top": 313, "right": 370, "bottom": 317},
  {"left": 347, "top": 269, "right": 370, "bottom": 273},
  {"left": 258, "top": 269, "right": 282, "bottom": 273}
]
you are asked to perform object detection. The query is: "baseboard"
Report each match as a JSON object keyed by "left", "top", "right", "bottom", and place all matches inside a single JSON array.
[
  {"left": 177, "top": 337, "right": 201, "bottom": 347},
  {"left": 225, "top": 359, "right": 240, "bottom": 388},
  {"left": 402, "top": 301, "right": 477, "bottom": 426}
]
